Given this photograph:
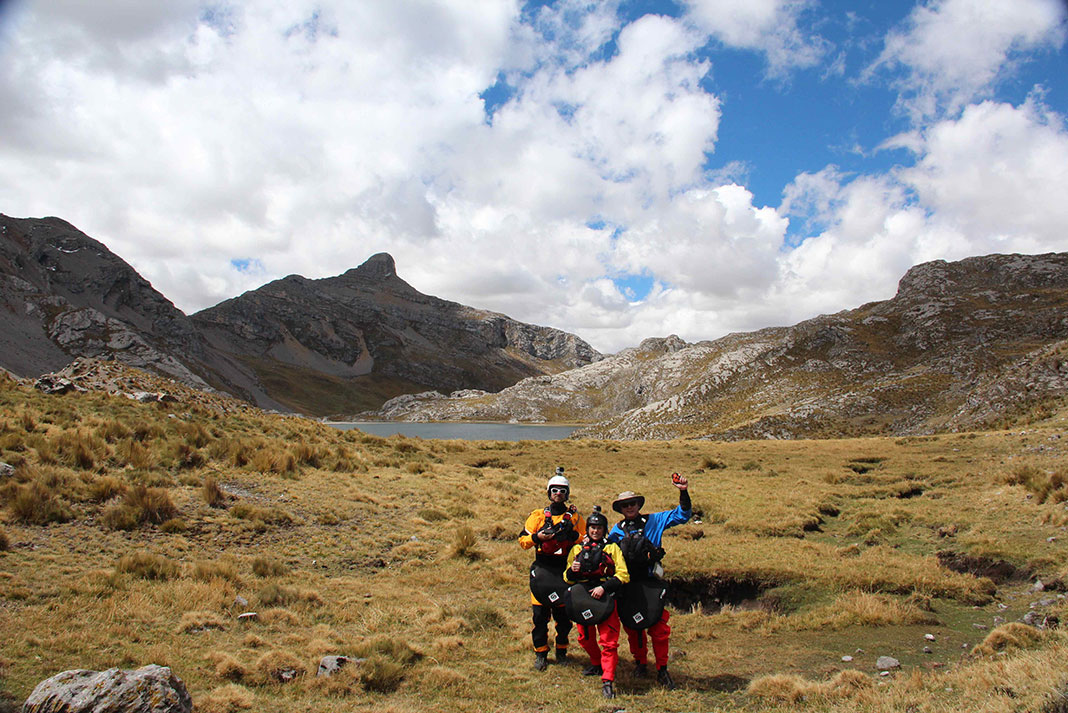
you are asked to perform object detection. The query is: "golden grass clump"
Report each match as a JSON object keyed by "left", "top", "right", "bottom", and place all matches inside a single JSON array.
[
  {"left": 252, "top": 556, "right": 288, "bottom": 578},
  {"left": 972, "top": 622, "right": 1045, "bottom": 657},
  {"left": 177, "top": 611, "right": 228, "bottom": 634},
  {"left": 449, "top": 525, "right": 483, "bottom": 560},
  {"left": 795, "top": 591, "right": 938, "bottom": 630},
  {"left": 160, "top": 518, "right": 187, "bottom": 533},
  {"left": 196, "top": 684, "right": 255, "bottom": 713},
  {"left": 202, "top": 476, "right": 227, "bottom": 508},
  {"left": 258, "top": 608, "right": 301, "bottom": 626},
  {"left": 5, "top": 480, "right": 73, "bottom": 524},
  {"left": 1004, "top": 464, "right": 1068, "bottom": 503},
  {"left": 746, "top": 669, "right": 874, "bottom": 704},
  {"left": 250, "top": 449, "right": 298, "bottom": 477},
  {"left": 89, "top": 475, "right": 126, "bottom": 502},
  {"left": 193, "top": 558, "right": 241, "bottom": 583},
  {"left": 102, "top": 485, "right": 177, "bottom": 530},
  {"left": 117, "top": 438, "right": 154, "bottom": 469},
  {"left": 115, "top": 552, "right": 180, "bottom": 580},
  {"left": 229, "top": 502, "right": 293, "bottom": 526},
  {"left": 256, "top": 583, "right": 319, "bottom": 607},
  {"left": 357, "top": 657, "right": 407, "bottom": 693},
  {"left": 253, "top": 649, "right": 306, "bottom": 684},
  {"left": 125, "top": 484, "right": 178, "bottom": 524},
  {"left": 208, "top": 651, "right": 250, "bottom": 681},
  {"left": 461, "top": 603, "right": 507, "bottom": 631}
]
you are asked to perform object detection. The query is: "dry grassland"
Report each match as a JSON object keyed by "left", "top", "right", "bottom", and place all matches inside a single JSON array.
[{"left": 1, "top": 368, "right": 1067, "bottom": 712}]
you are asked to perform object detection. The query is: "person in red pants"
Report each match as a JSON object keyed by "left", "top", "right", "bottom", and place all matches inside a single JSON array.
[
  {"left": 565, "top": 507, "right": 630, "bottom": 699},
  {"left": 607, "top": 474, "right": 692, "bottom": 689}
]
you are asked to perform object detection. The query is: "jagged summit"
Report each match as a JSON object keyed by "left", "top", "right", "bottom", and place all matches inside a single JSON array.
[{"left": 346, "top": 252, "right": 397, "bottom": 281}]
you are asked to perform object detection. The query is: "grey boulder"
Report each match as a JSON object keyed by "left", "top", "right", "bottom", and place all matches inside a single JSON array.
[{"left": 22, "top": 664, "right": 191, "bottom": 713}]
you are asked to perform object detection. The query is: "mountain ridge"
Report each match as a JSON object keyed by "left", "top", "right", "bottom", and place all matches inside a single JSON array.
[
  {"left": 0, "top": 214, "right": 601, "bottom": 416},
  {"left": 368, "top": 252, "right": 1068, "bottom": 439}
]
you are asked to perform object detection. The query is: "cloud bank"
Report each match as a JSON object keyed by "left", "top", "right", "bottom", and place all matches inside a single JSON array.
[{"left": 0, "top": 0, "right": 1066, "bottom": 353}]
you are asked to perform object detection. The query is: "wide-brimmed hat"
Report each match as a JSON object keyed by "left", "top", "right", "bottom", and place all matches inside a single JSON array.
[{"left": 612, "top": 491, "right": 645, "bottom": 513}]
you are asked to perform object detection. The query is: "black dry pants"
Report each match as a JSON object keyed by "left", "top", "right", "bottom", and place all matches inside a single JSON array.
[{"left": 531, "top": 604, "right": 572, "bottom": 652}]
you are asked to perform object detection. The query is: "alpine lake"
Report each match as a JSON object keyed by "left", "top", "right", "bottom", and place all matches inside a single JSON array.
[{"left": 326, "top": 421, "right": 579, "bottom": 441}]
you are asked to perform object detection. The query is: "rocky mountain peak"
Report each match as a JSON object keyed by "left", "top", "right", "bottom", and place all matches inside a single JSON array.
[{"left": 344, "top": 253, "right": 397, "bottom": 282}]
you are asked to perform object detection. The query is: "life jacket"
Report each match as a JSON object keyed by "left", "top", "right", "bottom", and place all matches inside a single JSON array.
[
  {"left": 537, "top": 504, "right": 578, "bottom": 555},
  {"left": 573, "top": 536, "right": 615, "bottom": 581},
  {"left": 618, "top": 516, "right": 665, "bottom": 578}
]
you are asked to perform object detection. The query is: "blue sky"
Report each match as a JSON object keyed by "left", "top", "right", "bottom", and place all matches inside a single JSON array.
[{"left": 1, "top": 0, "right": 1067, "bottom": 352}]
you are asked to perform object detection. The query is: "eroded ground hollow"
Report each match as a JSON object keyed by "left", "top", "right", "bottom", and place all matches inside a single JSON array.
[{"left": 665, "top": 575, "right": 773, "bottom": 614}]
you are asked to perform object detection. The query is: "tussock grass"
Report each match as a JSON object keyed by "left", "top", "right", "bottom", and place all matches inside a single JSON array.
[
  {"left": 202, "top": 476, "right": 227, "bottom": 507},
  {"left": 449, "top": 526, "right": 483, "bottom": 560},
  {"left": 229, "top": 502, "right": 293, "bottom": 527},
  {"left": 208, "top": 651, "right": 250, "bottom": 681},
  {"left": 0, "top": 525, "right": 9, "bottom": 551},
  {"left": 746, "top": 669, "right": 874, "bottom": 704},
  {"left": 89, "top": 475, "right": 126, "bottom": 502},
  {"left": 177, "top": 611, "right": 227, "bottom": 633},
  {"left": 197, "top": 684, "right": 255, "bottom": 712},
  {"left": 253, "top": 649, "right": 306, "bottom": 684},
  {"left": 973, "top": 622, "right": 1045, "bottom": 657},
  {"left": 193, "top": 559, "right": 240, "bottom": 583},
  {"left": 792, "top": 590, "right": 939, "bottom": 630},
  {"left": 5, "top": 479, "right": 73, "bottom": 524},
  {"left": 252, "top": 556, "right": 288, "bottom": 577},
  {"left": 116, "top": 551, "right": 180, "bottom": 580}
]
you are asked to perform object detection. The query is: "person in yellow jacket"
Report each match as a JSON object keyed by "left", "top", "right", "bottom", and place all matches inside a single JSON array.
[
  {"left": 565, "top": 506, "right": 629, "bottom": 699},
  {"left": 519, "top": 468, "right": 585, "bottom": 670}
]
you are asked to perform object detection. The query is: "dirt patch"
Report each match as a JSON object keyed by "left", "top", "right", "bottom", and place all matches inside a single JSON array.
[
  {"left": 686, "top": 673, "right": 750, "bottom": 692},
  {"left": 937, "top": 551, "right": 1030, "bottom": 584},
  {"left": 665, "top": 575, "right": 773, "bottom": 614}
]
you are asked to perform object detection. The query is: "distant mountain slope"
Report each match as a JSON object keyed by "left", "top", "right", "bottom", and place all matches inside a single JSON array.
[
  {"left": 0, "top": 214, "right": 219, "bottom": 390},
  {"left": 191, "top": 253, "right": 601, "bottom": 415},
  {"left": 0, "top": 215, "right": 601, "bottom": 417},
  {"left": 371, "top": 253, "right": 1068, "bottom": 439}
]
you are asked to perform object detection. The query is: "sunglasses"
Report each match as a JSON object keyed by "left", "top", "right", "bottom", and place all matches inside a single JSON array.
[
  {"left": 549, "top": 487, "right": 568, "bottom": 494},
  {"left": 620, "top": 501, "right": 640, "bottom": 509}
]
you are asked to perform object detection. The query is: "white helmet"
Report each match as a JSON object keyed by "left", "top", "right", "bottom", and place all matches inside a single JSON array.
[{"left": 547, "top": 473, "right": 570, "bottom": 498}]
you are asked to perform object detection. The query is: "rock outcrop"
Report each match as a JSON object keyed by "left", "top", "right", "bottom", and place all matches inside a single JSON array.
[
  {"left": 369, "top": 253, "right": 1068, "bottom": 439},
  {"left": 22, "top": 664, "right": 192, "bottom": 713}
]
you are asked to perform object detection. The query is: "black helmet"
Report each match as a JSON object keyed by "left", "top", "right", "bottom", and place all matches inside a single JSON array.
[{"left": 586, "top": 505, "right": 608, "bottom": 529}]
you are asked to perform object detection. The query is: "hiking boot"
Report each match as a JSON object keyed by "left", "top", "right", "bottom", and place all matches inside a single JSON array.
[
  {"left": 602, "top": 680, "right": 616, "bottom": 699},
  {"left": 657, "top": 666, "right": 676, "bottom": 689},
  {"left": 555, "top": 649, "right": 569, "bottom": 664},
  {"left": 582, "top": 663, "right": 603, "bottom": 676},
  {"left": 634, "top": 661, "right": 649, "bottom": 677},
  {"left": 533, "top": 651, "right": 548, "bottom": 671}
]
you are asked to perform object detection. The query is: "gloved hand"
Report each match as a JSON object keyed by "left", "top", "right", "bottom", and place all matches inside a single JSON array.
[{"left": 554, "top": 521, "right": 577, "bottom": 542}]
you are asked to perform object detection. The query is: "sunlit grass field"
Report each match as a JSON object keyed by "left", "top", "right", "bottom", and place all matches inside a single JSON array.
[{"left": 1, "top": 366, "right": 1067, "bottom": 712}]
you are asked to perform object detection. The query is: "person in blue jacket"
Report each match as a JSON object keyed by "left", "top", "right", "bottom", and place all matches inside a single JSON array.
[{"left": 606, "top": 473, "right": 691, "bottom": 689}]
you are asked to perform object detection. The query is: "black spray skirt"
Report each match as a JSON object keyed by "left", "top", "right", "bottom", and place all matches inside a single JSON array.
[{"left": 564, "top": 581, "right": 617, "bottom": 625}]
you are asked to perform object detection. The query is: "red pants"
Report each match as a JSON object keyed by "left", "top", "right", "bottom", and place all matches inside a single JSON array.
[
  {"left": 577, "top": 609, "right": 620, "bottom": 681},
  {"left": 624, "top": 609, "right": 671, "bottom": 668}
]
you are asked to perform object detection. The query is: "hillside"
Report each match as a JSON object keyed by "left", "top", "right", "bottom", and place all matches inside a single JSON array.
[
  {"left": 0, "top": 215, "right": 600, "bottom": 417},
  {"left": 1, "top": 364, "right": 1067, "bottom": 712},
  {"left": 371, "top": 253, "right": 1068, "bottom": 439},
  {"left": 191, "top": 253, "right": 601, "bottom": 417}
]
